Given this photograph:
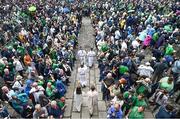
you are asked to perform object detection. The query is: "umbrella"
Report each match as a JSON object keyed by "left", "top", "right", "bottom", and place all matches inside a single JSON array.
[
  {"left": 28, "top": 6, "right": 36, "bottom": 12},
  {"left": 63, "top": 7, "right": 70, "bottom": 13}
]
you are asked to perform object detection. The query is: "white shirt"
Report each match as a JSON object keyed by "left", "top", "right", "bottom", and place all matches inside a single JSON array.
[
  {"left": 12, "top": 80, "right": 23, "bottom": 90},
  {"left": 121, "top": 41, "right": 127, "bottom": 51},
  {"left": 115, "top": 30, "right": 121, "bottom": 39},
  {"left": 13, "top": 60, "right": 23, "bottom": 71},
  {"left": 137, "top": 65, "right": 154, "bottom": 77},
  {"left": 30, "top": 86, "right": 45, "bottom": 102},
  {"left": 132, "top": 40, "right": 140, "bottom": 49}
]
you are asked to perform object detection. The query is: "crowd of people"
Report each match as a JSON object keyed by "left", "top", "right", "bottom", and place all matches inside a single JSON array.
[
  {"left": 89, "top": 0, "right": 180, "bottom": 118},
  {"left": 0, "top": 0, "right": 85, "bottom": 118},
  {"left": 0, "top": 0, "right": 180, "bottom": 119}
]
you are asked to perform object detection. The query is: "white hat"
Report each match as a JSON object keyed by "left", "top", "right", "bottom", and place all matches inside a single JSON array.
[
  {"left": 145, "top": 62, "right": 150, "bottom": 66},
  {"left": 151, "top": 57, "right": 156, "bottom": 60},
  {"left": 16, "top": 75, "right": 23, "bottom": 80},
  {"left": 38, "top": 76, "right": 44, "bottom": 80}
]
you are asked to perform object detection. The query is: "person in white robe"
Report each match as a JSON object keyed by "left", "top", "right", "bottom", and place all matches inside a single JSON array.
[
  {"left": 87, "top": 85, "right": 98, "bottom": 117},
  {"left": 78, "top": 64, "right": 87, "bottom": 87},
  {"left": 77, "top": 47, "right": 87, "bottom": 64},
  {"left": 74, "top": 84, "right": 83, "bottom": 112},
  {"left": 87, "top": 48, "right": 96, "bottom": 68}
]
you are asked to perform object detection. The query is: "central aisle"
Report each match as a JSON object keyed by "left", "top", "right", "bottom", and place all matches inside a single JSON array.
[{"left": 63, "top": 18, "right": 107, "bottom": 119}]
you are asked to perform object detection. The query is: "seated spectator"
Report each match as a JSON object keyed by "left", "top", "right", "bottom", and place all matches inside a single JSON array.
[
  {"left": 136, "top": 77, "right": 151, "bottom": 95},
  {"left": 155, "top": 104, "right": 176, "bottom": 118},
  {"left": 24, "top": 79, "right": 33, "bottom": 96},
  {"left": 13, "top": 57, "right": 24, "bottom": 76},
  {"left": 48, "top": 100, "right": 63, "bottom": 118},
  {"left": 111, "top": 93, "right": 124, "bottom": 107},
  {"left": 107, "top": 103, "right": 123, "bottom": 119},
  {"left": 151, "top": 89, "right": 168, "bottom": 112},
  {"left": 29, "top": 82, "right": 45, "bottom": 104},
  {"left": 12, "top": 75, "right": 24, "bottom": 93},
  {"left": 55, "top": 79, "right": 66, "bottom": 98},
  {"left": 133, "top": 94, "right": 147, "bottom": 108},
  {"left": 159, "top": 76, "right": 174, "bottom": 92},
  {"left": 33, "top": 104, "right": 48, "bottom": 118},
  {"left": 3, "top": 68, "right": 14, "bottom": 88},
  {"left": 137, "top": 62, "right": 154, "bottom": 78},
  {"left": 122, "top": 90, "right": 136, "bottom": 116},
  {"left": 46, "top": 82, "right": 56, "bottom": 99},
  {"left": 128, "top": 106, "right": 145, "bottom": 119},
  {"left": 23, "top": 53, "right": 32, "bottom": 66},
  {"left": 1, "top": 86, "right": 15, "bottom": 101},
  {"left": 109, "top": 81, "right": 121, "bottom": 98},
  {"left": 10, "top": 93, "right": 32, "bottom": 117},
  {"left": 39, "top": 94, "right": 50, "bottom": 107},
  {"left": 57, "top": 97, "right": 67, "bottom": 114},
  {"left": 0, "top": 103, "right": 9, "bottom": 118}
]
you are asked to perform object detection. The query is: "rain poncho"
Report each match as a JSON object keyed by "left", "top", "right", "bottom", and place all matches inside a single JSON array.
[
  {"left": 119, "top": 65, "right": 129, "bottom": 74},
  {"left": 24, "top": 79, "right": 33, "bottom": 96},
  {"left": 165, "top": 44, "right": 174, "bottom": 56},
  {"left": 139, "top": 30, "right": 147, "bottom": 41},
  {"left": 143, "top": 35, "right": 152, "bottom": 46},
  {"left": 55, "top": 80, "right": 66, "bottom": 98},
  {"left": 152, "top": 32, "right": 159, "bottom": 42}
]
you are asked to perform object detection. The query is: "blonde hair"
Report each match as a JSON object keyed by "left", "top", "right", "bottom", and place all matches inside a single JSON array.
[{"left": 35, "top": 104, "right": 41, "bottom": 110}]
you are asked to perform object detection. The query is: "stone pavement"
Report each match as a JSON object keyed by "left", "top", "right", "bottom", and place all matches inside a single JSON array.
[
  {"left": 64, "top": 17, "right": 107, "bottom": 119},
  {"left": 63, "top": 17, "right": 154, "bottom": 119}
]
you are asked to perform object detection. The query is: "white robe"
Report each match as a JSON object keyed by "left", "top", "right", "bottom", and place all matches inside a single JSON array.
[
  {"left": 74, "top": 92, "right": 83, "bottom": 112},
  {"left": 78, "top": 67, "right": 87, "bottom": 86},
  {"left": 87, "top": 51, "right": 96, "bottom": 67},
  {"left": 87, "top": 90, "right": 98, "bottom": 115},
  {"left": 77, "top": 50, "right": 86, "bottom": 64}
]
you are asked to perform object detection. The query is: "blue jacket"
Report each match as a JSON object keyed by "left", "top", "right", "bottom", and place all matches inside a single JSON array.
[
  {"left": 56, "top": 80, "right": 66, "bottom": 96},
  {"left": 155, "top": 106, "right": 175, "bottom": 119},
  {"left": 107, "top": 105, "right": 123, "bottom": 119}
]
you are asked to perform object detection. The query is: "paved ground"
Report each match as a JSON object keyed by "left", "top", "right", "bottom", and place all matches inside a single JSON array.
[{"left": 64, "top": 17, "right": 107, "bottom": 119}]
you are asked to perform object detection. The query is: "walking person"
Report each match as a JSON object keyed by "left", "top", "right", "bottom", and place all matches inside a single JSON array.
[
  {"left": 87, "top": 48, "right": 96, "bottom": 68},
  {"left": 78, "top": 63, "right": 88, "bottom": 87},
  {"left": 77, "top": 46, "right": 87, "bottom": 64},
  {"left": 87, "top": 85, "right": 98, "bottom": 117},
  {"left": 74, "top": 84, "right": 83, "bottom": 112}
]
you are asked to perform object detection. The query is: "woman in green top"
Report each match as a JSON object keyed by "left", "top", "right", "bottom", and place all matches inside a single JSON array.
[
  {"left": 128, "top": 106, "right": 145, "bottom": 119},
  {"left": 46, "top": 82, "right": 56, "bottom": 99},
  {"left": 133, "top": 94, "right": 147, "bottom": 108}
]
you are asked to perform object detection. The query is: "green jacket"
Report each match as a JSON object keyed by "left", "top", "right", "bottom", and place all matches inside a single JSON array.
[
  {"left": 46, "top": 85, "right": 55, "bottom": 97},
  {"left": 128, "top": 106, "right": 144, "bottom": 119}
]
